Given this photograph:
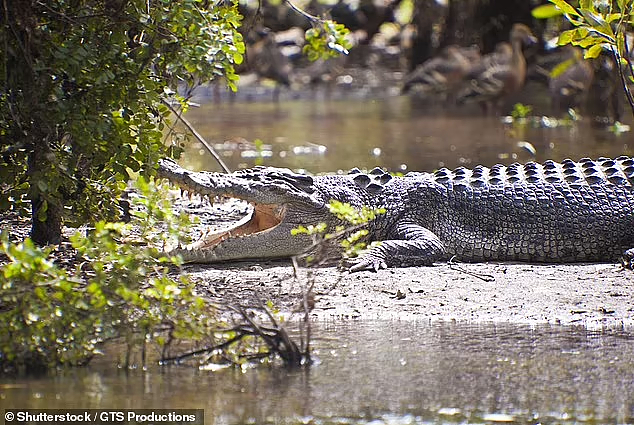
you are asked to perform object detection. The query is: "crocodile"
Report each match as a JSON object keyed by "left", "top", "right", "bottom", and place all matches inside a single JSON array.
[{"left": 157, "top": 157, "right": 634, "bottom": 271}]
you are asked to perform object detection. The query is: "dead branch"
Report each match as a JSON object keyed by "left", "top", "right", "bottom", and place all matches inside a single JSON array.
[
  {"left": 161, "top": 98, "right": 231, "bottom": 173},
  {"left": 160, "top": 302, "right": 310, "bottom": 367}
]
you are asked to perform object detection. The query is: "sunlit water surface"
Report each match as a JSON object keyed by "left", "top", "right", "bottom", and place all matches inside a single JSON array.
[
  {"left": 179, "top": 96, "right": 633, "bottom": 173},
  {"left": 2, "top": 322, "right": 633, "bottom": 424}
]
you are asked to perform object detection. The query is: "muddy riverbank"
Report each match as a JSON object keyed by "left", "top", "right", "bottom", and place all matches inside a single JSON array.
[{"left": 183, "top": 259, "right": 634, "bottom": 328}]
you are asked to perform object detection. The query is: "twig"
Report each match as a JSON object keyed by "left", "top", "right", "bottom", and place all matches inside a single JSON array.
[
  {"left": 161, "top": 99, "right": 231, "bottom": 173},
  {"left": 255, "top": 294, "right": 279, "bottom": 328},
  {"left": 621, "top": 36, "right": 634, "bottom": 119},
  {"left": 283, "top": 0, "right": 322, "bottom": 24},
  {"left": 291, "top": 256, "right": 300, "bottom": 280},
  {"left": 611, "top": 45, "right": 634, "bottom": 119},
  {"left": 160, "top": 330, "right": 249, "bottom": 364},
  {"left": 161, "top": 302, "right": 308, "bottom": 367},
  {"left": 615, "top": 3, "right": 634, "bottom": 119},
  {"left": 448, "top": 256, "right": 496, "bottom": 282},
  {"left": 300, "top": 280, "right": 314, "bottom": 357},
  {"left": 227, "top": 303, "right": 304, "bottom": 366},
  {"left": 292, "top": 221, "right": 370, "bottom": 266}
]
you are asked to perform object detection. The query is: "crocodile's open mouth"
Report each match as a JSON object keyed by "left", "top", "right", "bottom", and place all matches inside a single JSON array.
[{"left": 191, "top": 201, "right": 286, "bottom": 250}]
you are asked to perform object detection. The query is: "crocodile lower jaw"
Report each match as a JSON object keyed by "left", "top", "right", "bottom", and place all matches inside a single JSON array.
[{"left": 190, "top": 202, "right": 286, "bottom": 250}]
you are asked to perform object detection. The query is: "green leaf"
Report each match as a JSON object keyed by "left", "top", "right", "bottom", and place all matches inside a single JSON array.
[
  {"left": 579, "top": 10, "right": 615, "bottom": 39},
  {"left": 558, "top": 29, "right": 575, "bottom": 45},
  {"left": 584, "top": 43, "right": 604, "bottom": 58},
  {"left": 573, "top": 27, "right": 590, "bottom": 40},
  {"left": 532, "top": 4, "right": 564, "bottom": 19},
  {"left": 576, "top": 35, "right": 606, "bottom": 48},
  {"left": 606, "top": 13, "right": 624, "bottom": 23},
  {"left": 549, "top": 0, "right": 581, "bottom": 17},
  {"left": 579, "top": 0, "right": 596, "bottom": 12}
]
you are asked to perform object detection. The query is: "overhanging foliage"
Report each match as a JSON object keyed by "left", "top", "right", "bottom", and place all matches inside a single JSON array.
[{"left": 0, "top": 0, "right": 245, "bottom": 243}]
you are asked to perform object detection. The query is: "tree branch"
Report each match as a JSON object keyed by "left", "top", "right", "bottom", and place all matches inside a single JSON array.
[
  {"left": 611, "top": 45, "right": 634, "bottom": 118},
  {"left": 161, "top": 99, "right": 231, "bottom": 173}
]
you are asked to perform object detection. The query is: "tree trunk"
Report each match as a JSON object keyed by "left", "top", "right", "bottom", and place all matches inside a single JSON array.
[
  {"left": 30, "top": 194, "right": 63, "bottom": 246},
  {"left": 439, "top": 0, "right": 481, "bottom": 48},
  {"left": 6, "top": 1, "right": 64, "bottom": 245},
  {"left": 409, "top": 0, "right": 444, "bottom": 70},
  {"left": 28, "top": 145, "right": 63, "bottom": 246},
  {"left": 440, "top": 0, "right": 538, "bottom": 53}
]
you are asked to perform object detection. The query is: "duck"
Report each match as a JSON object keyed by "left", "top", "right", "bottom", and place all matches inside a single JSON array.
[
  {"left": 456, "top": 23, "right": 537, "bottom": 113},
  {"left": 547, "top": 47, "right": 594, "bottom": 113},
  {"left": 401, "top": 44, "right": 481, "bottom": 98}
]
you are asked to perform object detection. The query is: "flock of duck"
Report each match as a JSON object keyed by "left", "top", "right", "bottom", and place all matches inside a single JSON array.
[
  {"left": 401, "top": 24, "right": 594, "bottom": 114},
  {"left": 235, "top": 22, "right": 596, "bottom": 114}
]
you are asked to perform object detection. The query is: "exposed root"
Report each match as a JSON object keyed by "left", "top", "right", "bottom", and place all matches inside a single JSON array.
[{"left": 160, "top": 298, "right": 312, "bottom": 368}]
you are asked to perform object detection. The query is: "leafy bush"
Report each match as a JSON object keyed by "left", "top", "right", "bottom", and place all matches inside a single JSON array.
[
  {"left": 304, "top": 22, "right": 352, "bottom": 61},
  {"left": 0, "top": 0, "right": 245, "bottom": 244},
  {"left": 0, "top": 178, "right": 214, "bottom": 373},
  {"left": 534, "top": 0, "right": 634, "bottom": 116},
  {"left": 291, "top": 199, "right": 385, "bottom": 262}
]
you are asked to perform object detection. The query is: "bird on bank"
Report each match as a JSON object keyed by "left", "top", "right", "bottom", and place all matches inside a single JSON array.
[
  {"left": 527, "top": 44, "right": 595, "bottom": 114},
  {"left": 401, "top": 44, "right": 481, "bottom": 99},
  {"left": 456, "top": 23, "right": 538, "bottom": 113},
  {"left": 547, "top": 47, "right": 594, "bottom": 113}
]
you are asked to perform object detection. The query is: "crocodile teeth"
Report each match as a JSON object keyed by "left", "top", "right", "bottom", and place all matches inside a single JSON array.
[{"left": 188, "top": 210, "right": 255, "bottom": 249}]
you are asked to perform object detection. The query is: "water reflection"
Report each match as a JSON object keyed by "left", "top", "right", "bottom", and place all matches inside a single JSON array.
[
  {"left": 3, "top": 322, "right": 633, "bottom": 424},
  {"left": 180, "top": 97, "right": 633, "bottom": 173}
]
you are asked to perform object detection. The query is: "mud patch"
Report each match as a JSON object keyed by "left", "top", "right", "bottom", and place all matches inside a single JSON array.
[{"left": 181, "top": 260, "right": 634, "bottom": 328}]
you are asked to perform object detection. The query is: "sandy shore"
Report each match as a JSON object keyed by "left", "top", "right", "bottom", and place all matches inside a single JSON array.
[{"left": 183, "top": 260, "right": 634, "bottom": 328}]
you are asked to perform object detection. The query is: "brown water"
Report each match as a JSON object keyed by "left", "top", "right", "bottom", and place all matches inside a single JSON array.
[
  {"left": 179, "top": 97, "right": 633, "bottom": 173},
  {"left": 2, "top": 322, "right": 633, "bottom": 424}
]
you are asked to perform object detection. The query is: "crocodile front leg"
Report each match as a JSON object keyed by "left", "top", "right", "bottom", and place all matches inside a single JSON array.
[
  {"left": 348, "top": 221, "right": 446, "bottom": 272},
  {"left": 620, "top": 248, "right": 634, "bottom": 269}
]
